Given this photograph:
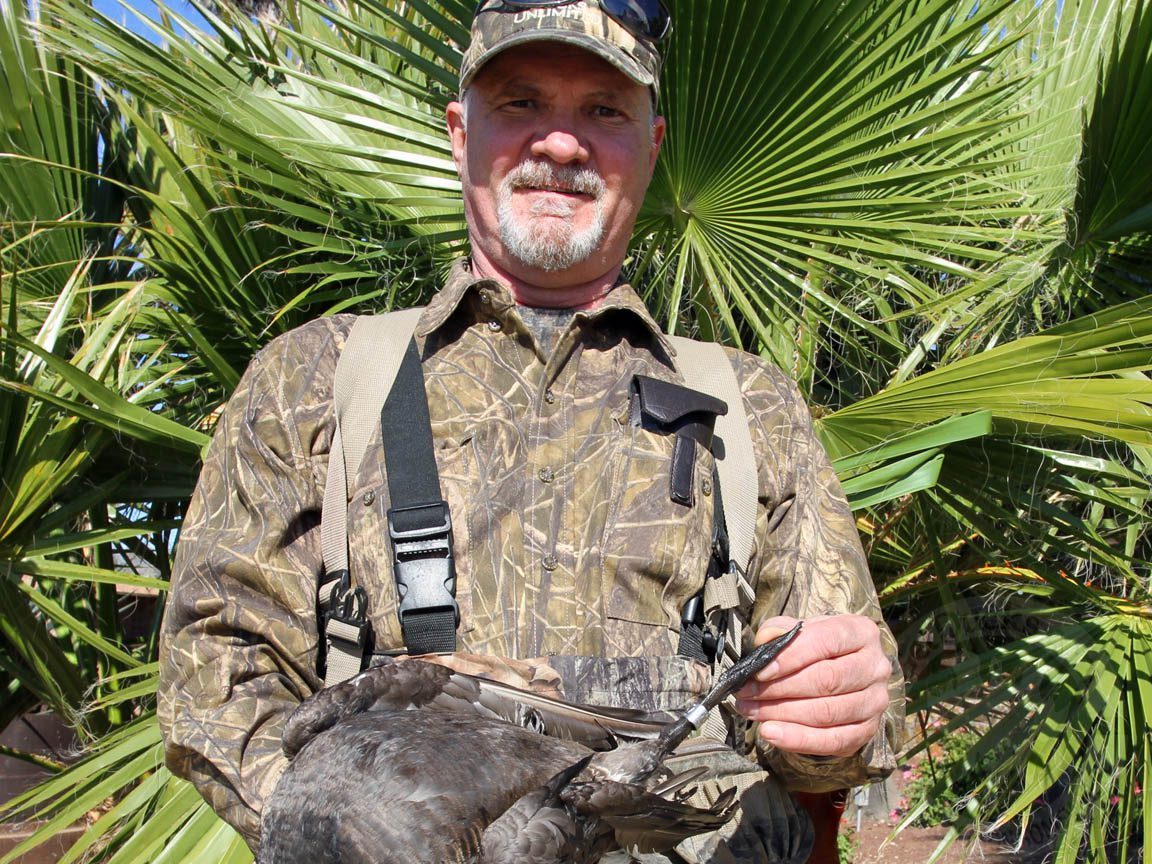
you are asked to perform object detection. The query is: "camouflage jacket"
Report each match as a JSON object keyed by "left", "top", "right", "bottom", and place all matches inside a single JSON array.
[{"left": 158, "top": 259, "right": 905, "bottom": 850}]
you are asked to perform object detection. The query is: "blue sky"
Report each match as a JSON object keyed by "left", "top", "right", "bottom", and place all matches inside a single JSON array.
[
  {"left": 91, "top": 0, "right": 211, "bottom": 41},
  {"left": 89, "top": 0, "right": 1068, "bottom": 51}
]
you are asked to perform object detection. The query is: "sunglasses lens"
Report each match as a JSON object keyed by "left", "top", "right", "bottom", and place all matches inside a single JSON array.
[{"left": 600, "top": 0, "right": 670, "bottom": 41}]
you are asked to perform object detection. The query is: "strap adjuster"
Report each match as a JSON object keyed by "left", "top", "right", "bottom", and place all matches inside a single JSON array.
[
  {"left": 322, "top": 570, "right": 373, "bottom": 677},
  {"left": 387, "top": 501, "right": 459, "bottom": 626}
]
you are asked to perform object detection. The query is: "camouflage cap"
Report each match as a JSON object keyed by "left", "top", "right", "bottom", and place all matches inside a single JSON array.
[{"left": 460, "top": 1, "right": 663, "bottom": 100}]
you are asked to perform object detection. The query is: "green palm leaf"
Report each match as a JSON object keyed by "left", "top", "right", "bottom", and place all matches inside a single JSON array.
[
  {"left": 639, "top": 0, "right": 1042, "bottom": 375},
  {"left": 909, "top": 614, "right": 1152, "bottom": 863},
  {"left": 819, "top": 296, "right": 1152, "bottom": 459},
  {"left": 3, "top": 0, "right": 1150, "bottom": 861},
  {"left": 0, "top": 712, "right": 253, "bottom": 864}
]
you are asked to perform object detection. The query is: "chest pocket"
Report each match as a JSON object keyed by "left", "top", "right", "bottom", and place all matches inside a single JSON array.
[{"left": 601, "top": 376, "right": 727, "bottom": 646}]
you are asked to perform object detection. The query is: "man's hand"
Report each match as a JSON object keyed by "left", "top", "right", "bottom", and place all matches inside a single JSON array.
[{"left": 734, "top": 615, "right": 892, "bottom": 758}]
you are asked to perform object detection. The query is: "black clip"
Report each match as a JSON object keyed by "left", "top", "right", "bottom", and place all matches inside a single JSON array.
[
  {"left": 323, "top": 570, "right": 373, "bottom": 656},
  {"left": 680, "top": 592, "right": 725, "bottom": 665},
  {"left": 387, "top": 502, "right": 459, "bottom": 626},
  {"left": 681, "top": 593, "right": 704, "bottom": 630},
  {"left": 330, "top": 577, "right": 369, "bottom": 626}
]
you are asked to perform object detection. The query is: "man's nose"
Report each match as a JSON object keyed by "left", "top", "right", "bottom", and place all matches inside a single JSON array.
[{"left": 530, "top": 129, "right": 589, "bottom": 164}]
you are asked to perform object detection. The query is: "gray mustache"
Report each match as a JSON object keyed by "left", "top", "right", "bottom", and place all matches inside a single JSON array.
[{"left": 507, "top": 161, "right": 605, "bottom": 198}]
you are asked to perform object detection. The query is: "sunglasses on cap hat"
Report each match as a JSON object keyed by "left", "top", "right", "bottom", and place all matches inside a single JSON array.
[{"left": 475, "top": 0, "right": 672, "bottom": 44}]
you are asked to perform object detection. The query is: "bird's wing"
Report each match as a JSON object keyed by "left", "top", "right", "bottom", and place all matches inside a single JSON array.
[
  {"left": 469, "top": 677, "right": 670, "bottom": 747},
  {"left": 479, "top": 756, "right": 594, "bottom": 864},
  {"left": 282, "top": 661, "right": 457, "bottom": 755},
  {"left": 269, "top": 711, "right": 594, "bottom": 864},
  {"left": 285, "top": 660, "right": 674, "bottom": 757}
]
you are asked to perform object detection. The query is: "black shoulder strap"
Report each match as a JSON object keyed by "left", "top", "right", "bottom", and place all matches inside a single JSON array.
[
  {"left": 380, "top": 338, "right": 458, "bottom": 655},
  {"left": 320, "top": 309, "right": 458, "bottom": 686}
]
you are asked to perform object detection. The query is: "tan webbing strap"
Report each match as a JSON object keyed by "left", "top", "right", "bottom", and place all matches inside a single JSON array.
[
  {"left": 320, "top": 420, "right": 353, "bottom": 588},
  {"left": 668, "top": 336, "right": 758, "bottom": 580},
  {"left": 319, "top": 308, "right": 424, "bottom": 686},
  {"left": 670, "top": 336, "right": 760, "bottom": 733},
  {"left": 700, "top": 705, "right": 731, "bottom": 742},
  {"left": 323, "top": 618, "right": 369, "bottom": 685}
]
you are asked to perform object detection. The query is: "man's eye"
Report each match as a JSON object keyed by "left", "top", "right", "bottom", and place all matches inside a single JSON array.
[
  {"left": 592, "top": 105, "right": 625, "bottom": 120},
  {"left": 502, "top": 99, "right": 536, "bottom": 111}
]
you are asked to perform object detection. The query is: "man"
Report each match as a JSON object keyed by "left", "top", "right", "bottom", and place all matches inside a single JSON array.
[{"left": 158, "top": 1, "right": 904, "bottom": 861}]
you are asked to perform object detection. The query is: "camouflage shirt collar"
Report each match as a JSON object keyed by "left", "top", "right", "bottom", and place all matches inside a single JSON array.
[{"left": 417, "top": 257, "right": 677, "bottom": 358}]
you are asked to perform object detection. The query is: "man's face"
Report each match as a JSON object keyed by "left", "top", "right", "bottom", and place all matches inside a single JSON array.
[{"left": 447, "top": 42, "right": 665, "bottom": 294}]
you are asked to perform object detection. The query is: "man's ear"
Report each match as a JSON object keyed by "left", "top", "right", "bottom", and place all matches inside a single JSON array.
[
  {"left": 446, "top": 100, "right": 467, "bottom": 171},
  {"left": 649, "top": 115, "right": 667, "bottom": 176}
]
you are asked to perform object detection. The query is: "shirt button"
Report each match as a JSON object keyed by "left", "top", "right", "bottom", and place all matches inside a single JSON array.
[
  {"left": 487, "top": 319, "right": 502, "bottom": 332},
  {"left": 544, "top": 389, "right": 556, "bottom": 404},
  {"left": 362, "top": 490, "right": 376, "bottom": 506},
  {"left": 538, "top": 467, "right": 555, "bottom": 484},
  {"left": 542, "top": 554, "right": 559, "bottom": 571},
  {"left": 701, "top": 479, "right": 713, "bottom": 497}
]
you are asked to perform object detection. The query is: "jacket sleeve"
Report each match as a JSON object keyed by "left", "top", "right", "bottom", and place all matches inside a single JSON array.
[
  {"left": 736, "top": 354, "right": 905, "bottom": 791},
  {"left": 157, "top": 324, "right": 337, "bottom": 850}
]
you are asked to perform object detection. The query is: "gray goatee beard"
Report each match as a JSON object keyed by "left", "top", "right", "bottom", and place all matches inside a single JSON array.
[{"left": 497, "top": 161, "right": 606, "bottom": 272}]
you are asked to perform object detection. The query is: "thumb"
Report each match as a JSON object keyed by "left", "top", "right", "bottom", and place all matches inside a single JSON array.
[{"left": 755, "top": 615, "right": 801, "bottom": 645}]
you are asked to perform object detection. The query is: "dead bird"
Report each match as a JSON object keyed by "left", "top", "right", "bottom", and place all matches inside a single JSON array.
[{"left": 257, "top": 623, "right": 803, "bottom": 864}]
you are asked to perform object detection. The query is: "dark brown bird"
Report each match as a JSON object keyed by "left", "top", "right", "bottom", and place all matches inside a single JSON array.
[{"left": 257, "top": 624, "right": 802, "bottom": 864}]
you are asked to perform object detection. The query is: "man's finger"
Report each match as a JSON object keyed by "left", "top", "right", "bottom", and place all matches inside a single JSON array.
[
  {"left": 735, "top": 686, "right": 891, "bottom": 728},
  {"left": 752, "top": 615, "right": 882, "bottom": 681},
  {"left": 757, "top": 717, "right": 880, "bottom": 759},
  {"left": 738, "top": 650, "right": 892, "bottom": 701}
]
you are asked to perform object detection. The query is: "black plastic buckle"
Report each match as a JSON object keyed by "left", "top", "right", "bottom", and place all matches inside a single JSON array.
[
  {"left": 681, "top": 593, "right": 704, "bottom": 630},
  {"left": 680, "top": 589, "right": 727, "bottom": 665},
  {"left": 387, "top": 501, "right": 459, "bottom": 625},
  {"left": 680, "top": 592, "right": 724, "bottom": 664}
]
